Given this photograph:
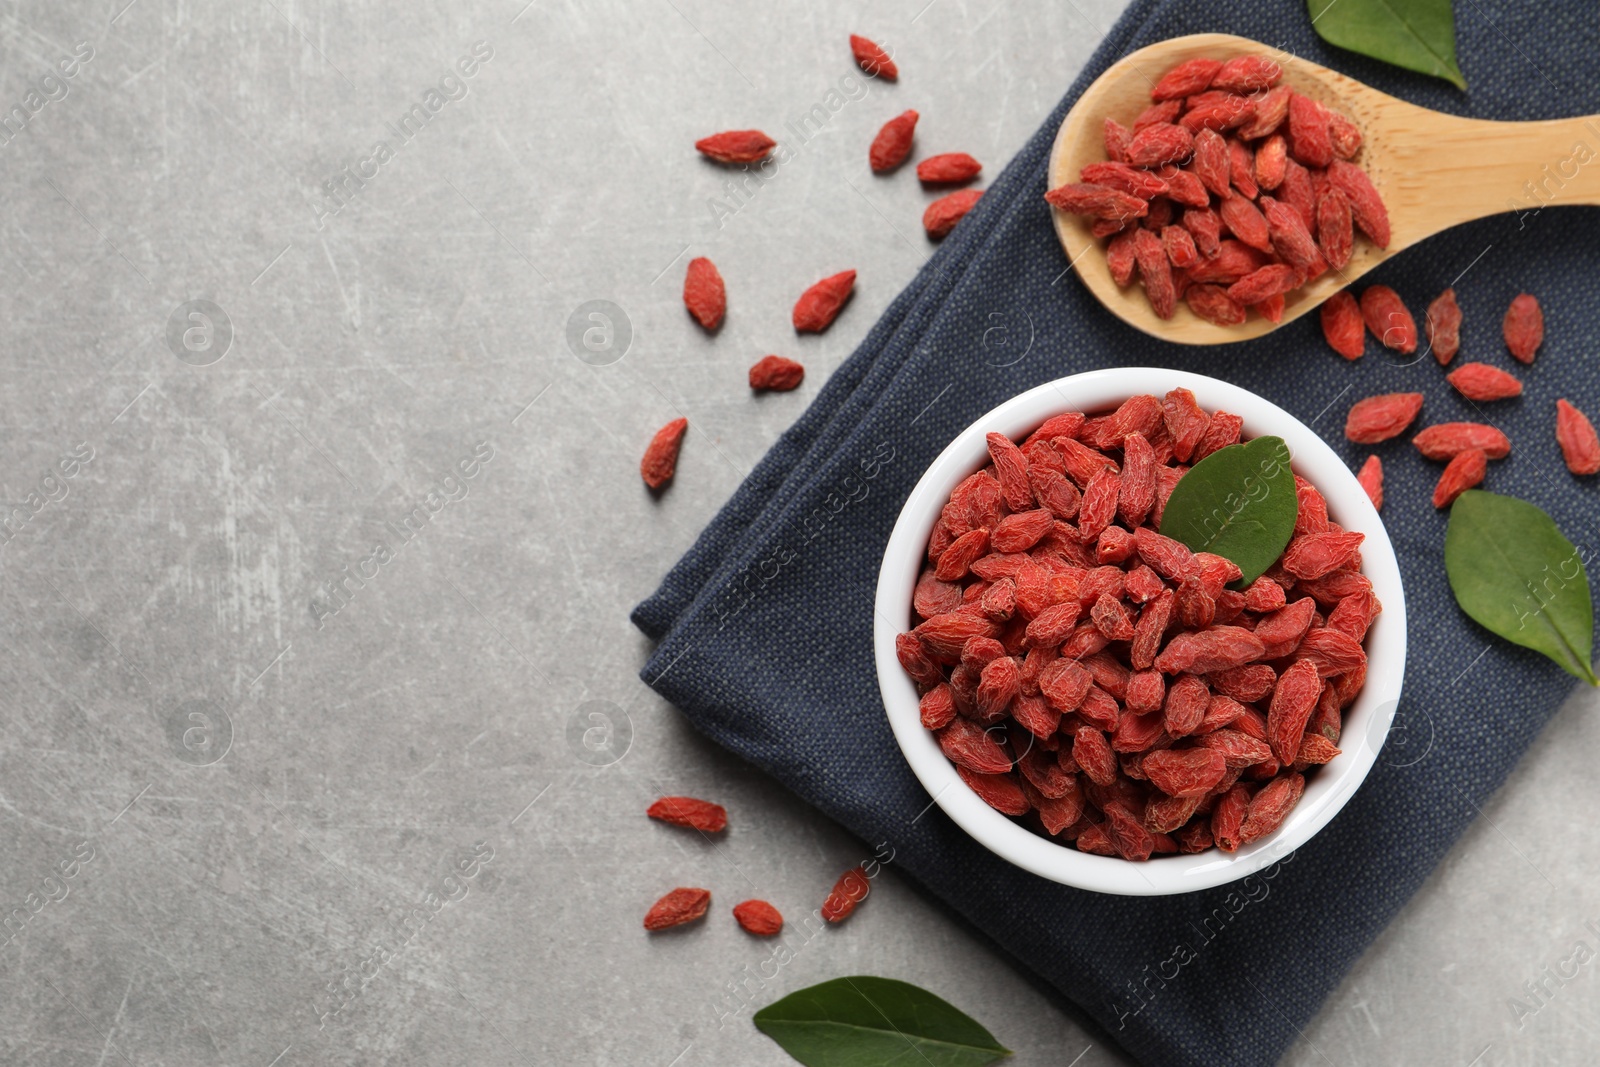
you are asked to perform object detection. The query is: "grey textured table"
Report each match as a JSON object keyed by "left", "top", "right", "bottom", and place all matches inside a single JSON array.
[{"left": 2, "top": 2, "right": 1598, "bottom": 1065}]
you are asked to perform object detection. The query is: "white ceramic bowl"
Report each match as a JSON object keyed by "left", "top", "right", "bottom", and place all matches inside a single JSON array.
[{"left": 874, "top": 368, "right": 1406, "bottom": 896}]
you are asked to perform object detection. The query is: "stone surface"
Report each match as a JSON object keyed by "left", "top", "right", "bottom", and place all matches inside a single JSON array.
[{"left": 0, "top": 2, "right": 1596, "bottom": 1065}]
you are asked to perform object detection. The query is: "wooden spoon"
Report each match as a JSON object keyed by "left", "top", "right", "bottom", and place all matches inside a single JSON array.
[{"left": 1048, "top": 32, "right": 1600, "bottom": 344}]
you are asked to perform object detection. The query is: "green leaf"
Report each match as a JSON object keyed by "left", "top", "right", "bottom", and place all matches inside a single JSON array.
[
  {"left": 1444, "top": 490, "right": 1597, "bottom": 685},
  {"left": 1308, "top": 0, "right": 1467, "bottom": 90},
  {"left": 753, "top": 976, "right": 1010, "bottom": 1067},
  {"left": 1158, "top": 435, "right": 1298, "bottom": 586}
]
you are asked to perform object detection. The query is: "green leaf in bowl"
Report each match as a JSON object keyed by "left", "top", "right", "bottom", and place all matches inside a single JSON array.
[{"left": 1159, "top": 435, "right": 1298, "bottom": 586}]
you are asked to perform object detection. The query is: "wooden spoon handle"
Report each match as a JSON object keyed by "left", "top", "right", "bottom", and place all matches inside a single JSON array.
[{"left": 1385, "top": 111, "right": 1600, "bottom": 247}]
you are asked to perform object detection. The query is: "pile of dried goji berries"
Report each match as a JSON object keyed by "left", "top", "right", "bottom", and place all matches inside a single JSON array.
[
  {"left": 643, "top": 35, "right": 987, "bottom": 489},
  {"left": 641, "top": 794, "right": 873, "bottom": 930},
  {"left": 896, "top": 391, "right": 1375, "bottom": 861},
  {"left": 1045, "top": 54, "right": 1388, "bottom": 325},
  {"left": 1330, "top": 287, "right": 1600, "bottom": 511}
]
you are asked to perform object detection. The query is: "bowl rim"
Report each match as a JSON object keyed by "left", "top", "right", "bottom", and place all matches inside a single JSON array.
[{"left": 873, "top": 367, "right": 1407, "bottom": 896}]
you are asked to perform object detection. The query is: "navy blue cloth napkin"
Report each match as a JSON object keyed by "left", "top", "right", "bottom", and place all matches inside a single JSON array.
[{"left": 634, "top": 1, "right": 1600, "bottom": 1062}]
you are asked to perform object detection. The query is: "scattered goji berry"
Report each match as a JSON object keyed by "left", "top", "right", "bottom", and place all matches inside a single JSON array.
[
  {"left": 1320, "top": 290, "right": 1365, "bottom": 360},
  {"left": 1432, "top": 448, "right": 1487, "bottom": 508},
  {"left": 641, "top": 417, "right": 688, "bottom": 489},
  {"left": 917, "top": 152, "right": 982, "bottom": 183},
  {"left": 695, "top": 130, "right": 775, "bottom": 164},
  {"left": 1503, "top": 293, "right": 1544, "bottom": 363},
  {"left": 644, "top": 887, "right": 711, "bottom": 930},
  {"left": 1412, "top": 422, "right": 1511, "bottom": 461},
  {"left": 1344, "top": 392, "right": 1423, "bottom": 444},
  {"left": 924, "top": 189, "right": 983, "bottom": 239},
  {"left": 1556, "top": 399, "right": 1600, "bottom": 475},
  {"left": 1447, "top": 362, "right": 1522, "bottom": 401},
  {"left": 647, "top": 796, "right": 728, "bottom": 832},
  {"left": 1356, "top": 454, "right": 1383, "bottom": 511},
  {"left": 820, "top": 866, "right": 870, "bottom": 923},
  {"left": 1359, "top": 286, "right": 1416, "bottom": 353},
  {"left": 870, "top": 109, "right": 919, "bottom": 172},
  {"left": 792, "top": 270, "right": 857, "bottom": 332},
  {"left": 849, "top": 34, "right": 897, "bottom": 80},
  {"left": 749, "top": 354, "right": 805, "bottom": 391},
  {"left": 732, "top": 899, "right": 784, "bottom": 936},
  {"left": 682, "top": 256, "right": 725, "bottom": 330},
  {"left": 1425, "top": 288, "right": 1461, "bottom": 364}
]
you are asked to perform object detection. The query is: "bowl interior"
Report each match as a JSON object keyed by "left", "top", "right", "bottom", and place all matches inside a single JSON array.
[{"left": 874, "top": 367, "right": 1405, "bottom": 896}]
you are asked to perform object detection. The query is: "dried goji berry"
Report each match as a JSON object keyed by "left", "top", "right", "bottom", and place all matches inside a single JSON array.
[
  {"left": 1267, "top": 659, "right": 1322, "bottom": 765},
  {"left": 682, "top": 256, "right": 725, "bottom": 330},
  {"left": 1185, "top": 284, "right": 1246, "bottom": 325},
  {"left": 1126, "top": 122, "right": 1195, "bottom": 167},
  {"left": 1344, "top": 392, "right": 1423, "bottom": 444},
  {"left": 695, "top": 131, "right": 776, "bottom": 165},
  {"left": 924, "top": 189, "right": 983, "bottom": 239},
  {"left": 644, "top": 887, "right": 711, "bottom": 930},
  {"left": 1210, "top": 784, "right": 1250, "bottom": 852},
  {"left": 1152, "top": 57, "right": 1222, "bottom": 99},
  {"left": 1281, "top": 530, "right": 1364, "bottom": 580},
  {"left": 1503, "top": 293, "right": 1544, "bottom": 363},
  {"left": 1132, "top": 229, "right": 1177, "bottom": 319},
  {"left": 1425, "top": 288, "right": 1462, "bottom": 364},
  {"left": 641, "top": 417, "right": 688, "bottom": 489},
  {"left": 1253, "top": 133, "right": 1287, "bottom": 191},
  {"left": 869, "top": 110, "right": 918, "bottom": 173},
  {"left": 1238, "top": 772, "right": 1305, "bottom": 844},
  {"left": 647, "top": 796, "right": 728, "bottom": 832},
  {"left": 1238, "top": 85, "right": 1292, "bottom": 139},
  {"left": 1315, "top": 188, "right": 1353, "bottom": 271},
  {"left": 917, "top": 152, "right": 982, "bottom": 183},
  {"left": 749, "top": 354, "right": 805, "bottom": 392},
  {"left": 849, "top": 34, "right": 897, "bottom": 80},
  {"left": 1045, "top": 182, "right": 1149, "bottom": 221},
  {"left": 1412, "top": 422, "right": 1511, "bottom": 461},
  {"left": 1359, "top": 286, "right": 1416, "bottom": 353},
  {"left": 733, "top": 899, "right": 784, "bottom": 936},
  {"left": 1357, "top": 454, "right": 1383, "bottom": 511},
  {"left": 792, "top": 270, "right": 857, "bottom": 332},
  {"left": 1213, "top": 55, "right": 1281, "bottom": 92},
  {"left": 821, "top": 866, "right": 870, "bottom": 923},
  {"left": 1104, "top": 118, "right": 1132, "bottom": 162},
  {"left": 1556, "top": 399, "right": 1600, "bottom": 475},
  {"left": 1447, "top": 362, "right": 1522, "bottom": 401},
  {"left": 1286, "top": 92, "right": 1332, "bottom": 168},
  {"left": 1327, "top": 160, "right": 1389, "bottom": 247},
  {"left": 1432, "top": 448, "right": 1487, "bottom": 508}
]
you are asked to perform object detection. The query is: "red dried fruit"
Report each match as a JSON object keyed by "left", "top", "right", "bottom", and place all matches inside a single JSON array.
[
  {"left": 1286, "top": 92, "right": 1333, "bottom": 168},
  {"left": 1212, "top": 55, "right": 1282, "bottom": 92},
  {"left": 924, "top": 189, "right": 983, "bottom": 240},
  {"left": 896, "top": 632, "right": 944, "bottom": 687},
  {"left": 641, "top": 417, "right": 689, "bottom": 489},
  {"left": 821, "top": 866, "right": 871, "bottom": 923},
  {"left": 1211, "top": 784, "right": 1250, "bottom": 852},
  {"left": 1186, "top": 284, "right": 1247, "bottom": 326},
  {"left": 1260, "top": 196, "right": 1323, "bottom": 273},
  {"left": 870, "top": 109, "right": 919, "bottom": 172},
  {"left": 1253, "top": 133, "right": 1287, "bottom": 190},
  {"left": 919, "top": 684, "right": 957, "bottom": 730},
  {"left": 1197, "top": 728, "right": 1273, "bottom": 769},
  {"left": 647, "top": 796, "right": 728, "bottom": 833},
  {"left": 683, "top": 257, "right": 726, "bottom": 330},
  {"left": 914, "top": 612, "right": 1000, "bottom": 658},
  {"left": 644, "top": 887, "right": 711, "bottom": 930},
  {"left": 1321, "top": 291, "right": 1365, "bottom": 360},
  {"left": 1432, "top": 448, "right": 1487, "bottom": 509},
  {"left": 1315, "top": 188, "right": 1353, "bottom": 271},
  {"left": 1162, "top": 224, "right": 1200, "bottom": 269},
  {"left": 749, "top": 355, "right": 805, "bottom": 392},
  {"left": 1044, "top": 182, "right": 1149, "bottom": 221},
  {"left": 1181, "top": 95, "right": 1255, "bottom": 133},
  {"left": 1357, "top": 454, "right": 1383, "bottom": 511},
  {"left": 695, "top": 130, "right": 776, "bottom": 164},
  {"left": 1281, "top": 530, "right": 1364, "bottom": 580},
  {"left": 1131, "top": 229, "right": 1177, "bottom": 319},
  {"left": 1359, "top": 286, "right": 1416, "bottom": 353},
  {"left": 1155, "top": 626, "right": 1266, "bottom": 675},
  {"left": 1425, "top": 288, "right": 1462, "bottom": 364},
  {"left": 918, "top": 152, "right": 982, "bottom": 183},
  {"left": 1104, "top": 118, "right": 1132, "bottom": 163},
  {"left": 1254, "top": 598, "right": 1317, "bottom": 659},
  {"left": 1226, "top": 264, "right": 1300, "bottom": 306},
  {"left": 1079, "top": 161, "right": 1170, "bottom": 199},
  {"left": 793, "top": 270, "right": 857, "bottom": 332},
  {"left": 1239, "top": 772, "right": 1305, "bottom": 844},
  {"left": 1296, "top": 733, "right": 1342, "bottom": 765},
  {"left": 1183, "top": 208, "right": 1223, "bottom": 259},
  {"left": 733, "top": 899, "right": 784, "bottom": 936},
  {"left": 849, "top": 34, "right": 897, "bottom": 80},
  {"left": 1101, "top": 801, "right": 1155, "bottom": 861},
  {"left": 1228, "top": 138, "right": 1259, "bottom": 199},
  {"left": 1135, "top": 99, "right": 1183, "bottom": 130},
  {"left": 1344, "top": 392, "right": 1424, "bottom": 444},
  {"left": 1412, "top": 422, "right": 1511, "bottom": 461},
  {"left": 1327, "top": 109, "right": 1363, "bottom": 158},
  {"left": 1503, "top": 293, "right": 1544, "bottom": 363},
  {"left": 937, "top": 717, "right": 1012, "bottom": 775},
  {"left": 1447, "top": 362, "right": 1522, "bottom": 402},
  {"left": 1327, "top": 160, "right": 1389, "bottom": 247},
  {"left": 1267, "top": 660, "right": 1322, "bottom": 765},
  {"left": 1192, "top": 128, "right": 1230, "bottom": 198},
  {"left": 1106, "top": 230, "right": 1138, "bottom": 287},
  {"left": 1162, "top": 673, "right": 1211, "bottom": 738},
  {"left": 1151, "top": 57, "right": 1222, "bottom": 99},
  {"left": 1126, "top": 122, "right": 1195, "bottom": 168},
  {"left": 1556, "top": 399, "right": 1600, "bottom": 475},
  {"left": 1238, "top": 85, "right": 1292, "bottom": 139},
  {"left": 1218, "top": 194, "right": 1272, "bottom": 254}
]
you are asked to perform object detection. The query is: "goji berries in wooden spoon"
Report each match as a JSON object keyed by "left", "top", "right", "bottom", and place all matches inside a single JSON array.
[{"left": 1047, "top": 33, "right": 1600, "bottom": 344}]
